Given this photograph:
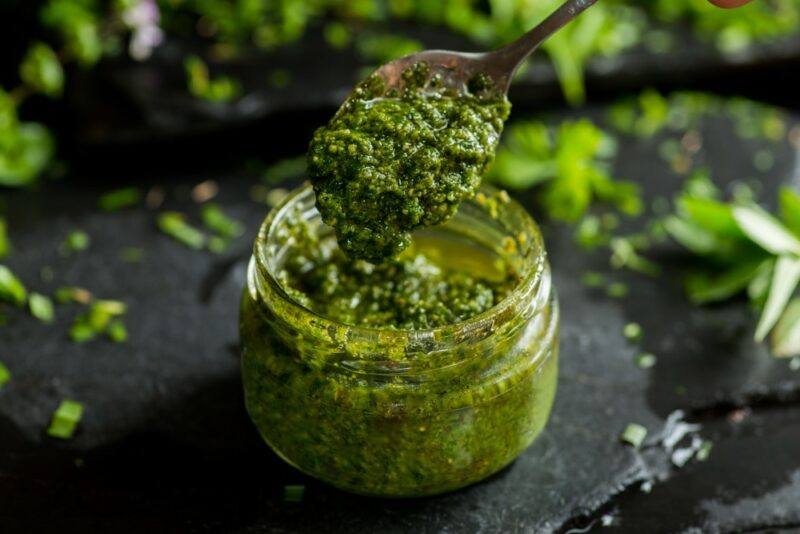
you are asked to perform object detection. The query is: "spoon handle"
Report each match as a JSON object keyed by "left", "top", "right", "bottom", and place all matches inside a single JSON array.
[{"left": 494, "top": 0, "right": 600, "bottom": 78}]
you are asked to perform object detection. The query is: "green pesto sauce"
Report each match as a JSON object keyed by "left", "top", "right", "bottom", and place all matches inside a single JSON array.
[
  {"left": 275, "top": 210, "right": 518, "bottom": 329},
  {"left": 308, "top": 63, "right": 511, "bottom": 263}
]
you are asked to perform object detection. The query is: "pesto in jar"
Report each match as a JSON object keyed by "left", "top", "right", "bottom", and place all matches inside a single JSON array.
[
  {"left": 274, "top": 205, "right": 519, "bottom": 329},
  {"left": 240, "top": 185, "right": 560, "bottom": 497},
  {"left": 308, "top": 63, "right": 512, "bottom": 263}
]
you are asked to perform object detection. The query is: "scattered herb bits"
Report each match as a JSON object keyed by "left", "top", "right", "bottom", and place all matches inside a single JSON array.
[
  {"left": 623, "top": 322, "right": 643, "bottom": 341},
  {"left": 158, "top": 212, "right": 206, "bottom": 250},
  {"left": 60, "top": 230, "right": 90, "bottom": 255},
  {"left": 201, "top": 204, "right": 244, "bottom": 239},
  {"left": 620, "top": 423, "right": 648, "bottom": 449},
  {"left": 0, "top": 217, "right": 9, "bottom": 259},
  {"left": 636, "top": 353, "right": 658, "bottom": 369},
  {"left": 54, "top": 286, "right": 92, "bottom": 305},
  {"left": 98, "top": 187, "right": 141, "bottom": 211},
  {"left": 29, "top": 292, "right": 54, "bottom": 323},
  {"left": 106, "top": 320, "right": 128, "bottom": 343},
  {"left": 47, "top": 399, "right": 84, "bottom": 439},
  {"left": 696, "top": 440, "right": 713, "bottom": 462},
  {"left": 0, "top": 265, "right": 27, "bottom": 306},
  {"left": 283, "top": 485, "right": 305, "bottom": 503},
  {"left": 0, "top": 361, "right": 10, "bottom": 389},
  {"left": 607, "top": 282, "right": 629, "bottom": 299}
]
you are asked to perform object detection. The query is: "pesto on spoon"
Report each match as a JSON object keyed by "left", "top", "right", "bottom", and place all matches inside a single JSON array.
[{"left": 308, "top": 0, "right": 599, "bottom": 262}]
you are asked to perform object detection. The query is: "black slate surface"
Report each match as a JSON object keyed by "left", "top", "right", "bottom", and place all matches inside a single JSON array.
[{"left": 1, "top": 98, "right": 800, "bottom": 533}]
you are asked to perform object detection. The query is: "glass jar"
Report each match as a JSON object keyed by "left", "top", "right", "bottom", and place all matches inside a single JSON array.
[{"left": 240, "top": 183, "right": 559, "bottom": 497}]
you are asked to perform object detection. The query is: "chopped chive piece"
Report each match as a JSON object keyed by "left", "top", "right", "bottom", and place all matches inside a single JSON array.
[
  {"left": 0, "top": 361, "right": 10, "bottom": 388},
  {"left": 208, "top": 236, "right": 229, "bottom": 254},
  {"left": 61, "top": 230, "right": 90, "bottom": 254},
  {"left": 581, "top": 271, "right": 605, "bottom": 288},
  {"left": 0, "top": 265, "right": 27, "bottom": 306},
  {"left": 636, "top": 353, "right": 657, "bottom": 369},
  {"left": 620, "top": 423, "right": 648, "bottom": 449},
  {"left": 696, "top": 440, "right": 713, "bottom": 462},
  {"left": 119, "top": 247, "right": 144, "bottom": 263},
  {"left": 201, "top": 203, "right": 244, "bottom": 239},
  {"left": 283, "top": 484, "right": 305, "bottom": 502},
  {"left": 158, "top": 212, "right": 206, "bottom": 250},
  {"left": 98, "top": 187, "right": 141, "bottom": 211},
  {"left": 54, "top": 286, "right": 92, "bottom": 305},
  {"left": 266, "top": 188, "right": 289, "bottom": 208},
  {"left": 0, "top": 217, "right": 9, "bottom": 259},
  {"left": 29, "top": 292, "right": 54, "bottom": 323},
  {"left": 69, "top": 319, "right": 97, "bottom": 343},
  {"left": 106, "top": 320, "right": 128, "bottom": 343},
  {"left": 624, "top": 322, "right": 643, "bottom": 341},
  {"left": 47, "top": 399, "right": 84, "bottom": 439},
  {"left": 607, "top": 282, "right": 629, "bottom": 299}
]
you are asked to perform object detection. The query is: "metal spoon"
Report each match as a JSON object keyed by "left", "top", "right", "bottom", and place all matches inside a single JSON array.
[{"left": 372, "top": 0, "right": 599, "bottom": 95}]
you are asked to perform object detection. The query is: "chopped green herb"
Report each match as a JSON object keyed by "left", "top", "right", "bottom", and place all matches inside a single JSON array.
[
  {"left": 283, "top": 484, "right": 305, "bottom": 503},
  {"left": 106, "top": 320, "right": 128, "bottom": 343},
  {"left": 47, "top": 399, "right": 83, "bottom": 440},
  {"left": 19, "top": 42, "right": 64, "bottom": 98},
  {"left": 790, "top": 357, "right": 800, "bottom": 371},
  {"left": 201, "top": 203, "right": 244, "bottom": 239},
  {"left": 0, "top": 217, "right": 9, "bottom": 259},
  {"left": 636, "top": 353, "right": 657, "bottom": 369},
  {"left": 98, "top": 187, "right": 141, "bottom": 212},
  {"left": 61, "top": 230, "right": 90, "bottom": 255},
  {"left": 610, "top": 237, "right": 661, "bottom": 276},
  {"left": 29, "top": 292, "right": 54, "bottom": 323},
  {"left": 324, "top": 22, "right": 351, "bottom": 50},
  {"left": 158, "top": 212, "right": 206, "bottom": 250},
  {"left": 185, "top": 55, "right": 241, "bottom": 102},
  {"left": 620, "top": 423, "right": 648, "bottom": 449},
  {"left": 581, "top": 271, "right": 606, "bottom": 288},
  {"left": 624, "top": 322, "right": 643, "bottom": 341},
  {"left": 69, "top": 320, "right": 96, "bottom": 343},
  {"left": 208, "top": 236, "right": 228, "bottom": 254},
  {"left": 0, "top": 265, "right": 27, "bottom": 306},
  {"left": 355, "top": 33, "right": 422, "bottom": 63},
  {"left": 54, "top": 286, "right": 92, "bottom": 305},
  {"left": 0, "top": 361, "right": 10, "bottom": 389},
  {"left": 266, "top": 188, "right": 289, "bottom": 208},
  {"left": 607, "top": 282, "right": 629, "bottom": 299},
  {"left": 696, "top": 440, "right": 713, "bottom": 462}
]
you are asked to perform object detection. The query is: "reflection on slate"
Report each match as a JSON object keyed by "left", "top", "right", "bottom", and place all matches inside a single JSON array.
[{"left": 1, "top": 103, "right": 800, "bottom": 532}]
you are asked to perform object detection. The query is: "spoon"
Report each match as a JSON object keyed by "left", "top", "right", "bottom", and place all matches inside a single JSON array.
[{"left": 372, "top": 0, "right": 599, "bottom": 96}]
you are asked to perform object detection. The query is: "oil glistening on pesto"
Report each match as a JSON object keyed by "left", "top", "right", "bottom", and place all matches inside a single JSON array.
[{"left": 308, "top": 63, "right": 511, "bottom": 263}]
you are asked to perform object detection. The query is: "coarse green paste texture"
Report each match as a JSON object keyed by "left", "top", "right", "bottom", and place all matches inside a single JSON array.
[
  {"left": 273, "top": 205, "right": 518, "bottom": 329},
  {"left": 308, "top": 64, "right": 511, "bottom": 263},
  {"left": 240, "top": 187, "right": 559, "bottom": 497}
]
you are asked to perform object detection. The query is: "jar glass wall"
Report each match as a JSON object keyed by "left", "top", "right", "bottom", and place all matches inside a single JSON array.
[{"left": 240, "top": 183, "right": 559, "bottom": 497}]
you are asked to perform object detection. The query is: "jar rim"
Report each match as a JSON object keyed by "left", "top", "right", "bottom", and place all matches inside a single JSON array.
[{"left": 253, "top": 182, "right": 547, "bottom": 351}]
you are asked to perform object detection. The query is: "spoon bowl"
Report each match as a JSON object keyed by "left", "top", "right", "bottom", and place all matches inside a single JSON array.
[{"left": 372, "top": 0, "right": 600, "bottom": 96}]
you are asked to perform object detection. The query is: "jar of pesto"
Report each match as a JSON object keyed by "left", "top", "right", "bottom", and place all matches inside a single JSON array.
[{"left": 240, "top": 184, "right": 558, "bottom": 497}]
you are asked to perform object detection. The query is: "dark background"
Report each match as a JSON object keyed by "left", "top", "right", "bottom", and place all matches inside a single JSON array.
[{"left": 2, "top": 2, "right": 800, "bottom": 533}]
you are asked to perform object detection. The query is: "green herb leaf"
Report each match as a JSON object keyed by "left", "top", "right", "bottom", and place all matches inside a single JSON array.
[
  {"left": 771, "top": 298, "right": 800, "bottom": 358},
  {"left": 106, "top": 320, "right": 128, "bottom": 343},
  {"left": 263, "top": 156, "right": 306, "bottom": 185},
  {"left": 201, "top": 203, "right": 244, "bottom": 239},
  {"left": 755, "top": 256, "right": 800, "bottom": 342},
  {"left": 61, "top": 230, "right": 91, "bottom": 254},
  {"left": 29, "top": 292, "right": 55, "bottom": 323},
  {"left": 733, "top": 206, "right": 800, "bottom": 256},
  {"left": 0, "top": 217, "right": 10, "bottom": 259},
  {"left": 98, "top": 187, "right": 141, "bottom": 212},
  {"left": 47, "top": 399, "right": 83, "bottom": 440},
  {"left": 635, "top": 353, "right": 657, "bottom": 369},
  {"left": 779, "top": 187, "right": 800, "bottom": 237},
  {"left": 19, "top": 42, "right": 64, "bottom": 97},
  {"left": 624, "top": 322, "right": 643, "bottom": 341},
  {"left": 0, "top": 361, "right": 10, "bottom": 389},
  {"left": 0, "top": 264, "right": 27, "bottom": 306},
  {"left": 620, "top": 423, "right": 647, "bottom": 448},
  {"left": 158, "top": 212, "right": 206, "bottom": 250},
  {"left": 684, "top": 261, "right": 763, "bottom": 305}
]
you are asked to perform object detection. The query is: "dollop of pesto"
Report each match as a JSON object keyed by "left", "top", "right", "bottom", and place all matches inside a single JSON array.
[
  {"left": 275, "top": 209, "right": 517, "bottom": 329},
  {"left": 308, "top": 64, "right": 511, "bottom": 263}
]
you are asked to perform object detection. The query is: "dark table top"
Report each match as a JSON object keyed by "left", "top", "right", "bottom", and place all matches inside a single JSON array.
[{"left": 1, "top": 95, "right": 800, "bottom": 534}]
